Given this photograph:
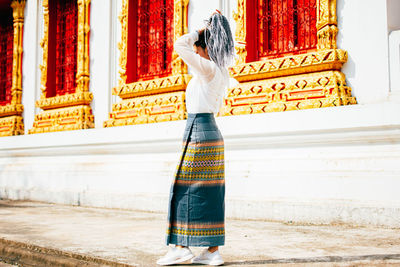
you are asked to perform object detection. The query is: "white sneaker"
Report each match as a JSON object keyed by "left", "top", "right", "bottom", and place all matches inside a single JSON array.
[
  {"left": 191, "top": 248, "right": 224, "bottom": 266},
  {"left": 156, "top": 246, "right": 195, "bottom": 265}
]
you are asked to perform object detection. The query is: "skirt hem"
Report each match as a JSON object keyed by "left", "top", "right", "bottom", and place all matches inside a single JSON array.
[{"left": 166, "top": 234, "right": 225, "bottom": 247}]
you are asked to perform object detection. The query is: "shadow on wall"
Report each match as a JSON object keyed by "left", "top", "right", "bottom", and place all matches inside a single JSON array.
[
  {"left": 335, "top": 0, "right": 356, "bottom": 94},
  {"left": 387, "top": 0, "right": 400, "bottom": 32}
]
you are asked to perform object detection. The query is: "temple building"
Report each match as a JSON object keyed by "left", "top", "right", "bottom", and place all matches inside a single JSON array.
[{"left": 0, "top": 0, "right": 399, "bottom": 227}]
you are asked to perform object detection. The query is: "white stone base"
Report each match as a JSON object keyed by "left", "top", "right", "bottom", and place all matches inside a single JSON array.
[{"left": 1, "top": 101, "right": 399, "bottom": 227}]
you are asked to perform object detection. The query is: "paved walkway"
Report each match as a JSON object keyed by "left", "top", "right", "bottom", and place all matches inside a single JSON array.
[{"left": 0, "top": 200, "right": 400, "bottom": 266}]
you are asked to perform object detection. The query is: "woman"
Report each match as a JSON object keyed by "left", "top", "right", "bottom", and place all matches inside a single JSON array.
[{"left": 157, "top": 11, "right": 236, "bottom": 266}]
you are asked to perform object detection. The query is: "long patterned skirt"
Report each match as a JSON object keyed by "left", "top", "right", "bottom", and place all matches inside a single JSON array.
[{"left": 165, "top": 113, "right": 225, "bottom": 247}]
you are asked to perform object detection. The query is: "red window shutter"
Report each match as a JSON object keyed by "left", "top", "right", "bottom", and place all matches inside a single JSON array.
[
  {"left": 247, "top": 0, "right": 317, "bottom": 62},
  {"left": 47, "top": 0, "right": 78, "bottom": 98},
  {"left": 127, "top": 0, "right": 174, "bottom": 83},
  {"left": 0, "top": 12, "right": 14, "bottom": 106}
]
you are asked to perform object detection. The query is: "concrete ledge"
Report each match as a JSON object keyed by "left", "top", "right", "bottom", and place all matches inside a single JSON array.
[{"left": 0, "top": 238, "right": 134, "bottom": 267}]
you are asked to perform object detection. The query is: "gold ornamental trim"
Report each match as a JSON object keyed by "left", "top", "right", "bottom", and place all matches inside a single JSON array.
[
  {"left": 31, "top": 0, "right": 93, "bottom": 134},
  {"left": 230, "top": 49, "right": 347, "bottom": 82},
  {"left": 76, "top": 0, "right": 91, "bottom": 93},
  {"left": 107, "top": 0, "right": 190, "bottom": 127},
  {"left": 114, "top": 74, "right": 192, "bottom": 99},
  {"left": 0, "top": 104, "right": 23, "bottom": 117},
  {"left": 104, "top": 91, "right": 186, "bottom": 127},
  {"left": 232, "top": 0, "right": 246, "bottom": 64},
  {"left": 222, "top": 70, "right": 356, "bottom": 116},
  {"left": 28, "top": 105, "right": 94, "bottom": 134},
  {"left": 38, "top": 0, "right": 50, "bottom": 98},
  {"left": 171, "top": 0, "right": 189, "bottom": 76},
  {"left": 36, "top": 91, "right": 93, "bottom": 110},
  {"left": 0, "top": 0, "right": 26, "bottom": 136},
  {"left": 0, "top": 115, "right": 24, "bottom": 136}
]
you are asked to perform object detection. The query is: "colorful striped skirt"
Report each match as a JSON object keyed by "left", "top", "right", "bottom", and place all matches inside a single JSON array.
[{"left": 165, "top": 113, "right": 225, "bottom": 247}]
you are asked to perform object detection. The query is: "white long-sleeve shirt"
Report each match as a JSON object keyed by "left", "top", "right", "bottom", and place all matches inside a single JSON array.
[{"left": 174, "top": 31, "right": 230, "bottom": 115}]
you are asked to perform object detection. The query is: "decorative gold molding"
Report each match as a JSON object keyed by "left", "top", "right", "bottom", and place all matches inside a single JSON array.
[
  {"left": 222, "top": 70, "right": 356, "bottom": 116},
  {"left": 117, "top": 0, "right": 128, "bottom": 87},
  {"left": 38, "top": 0, "right": 50, "bottom": 99},
  {"left": 30, "top": 0, "right": 94, "bottom": 134},
  {"left": 114, "top": 74, "right": 191, "bottom": 99},
  {"left": 104, "top": 91, "right": 186, "bottom": 127},
  {"left": 230, "top": 49, "right": 347, "bottom": 82},
  {"left": 76, "top": 0, "right": 91, "bottom": 93},
  {"left": 0, "top": 104, "right": 23, "bottom": 117},
  {"left": 0, "top": 0, "right": 26, "bottom": 136},
  {"left": 171, "top": 0, "right": 189, "bottom": 75},
  {"left": 227, "top": 0, "right": 356, "bottom": 116},
  {"left": 106, "top": 0, "right": 190, "bottom": 127},
  {"left": 0, "top": 116, "right": 24, "bottom": 136},
  {"left": 317, "top": 0, "right": 338, "bottom": 49},
  {"left": 36, "top": 91, "right": 93, "bottom": 110},
  {"left": 232, "top": 0, "right": 246, "bottom": 64},
  {"left": 29, "top": 105, "right": 94, "bottom": 134}
]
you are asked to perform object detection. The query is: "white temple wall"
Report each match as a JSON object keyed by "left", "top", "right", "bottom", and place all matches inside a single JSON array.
[
  {"left": 338, "top": 0, "right": 391, "bottom": 104},
  {"left": 389, "top": 30, "right": 400, "bottom": 98},
  {"left": 89, "top": 0, "right": 113, "bottom": 129},
  {"left": 21, "top": 0, "right": 41, "bottom": 134},
  {"left": 1, "top": 103, "right": 400, "bottom": 226}
]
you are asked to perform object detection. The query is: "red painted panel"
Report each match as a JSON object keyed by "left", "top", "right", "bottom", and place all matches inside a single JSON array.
[
  {"left": 127, "top": 0, "right": 174, "bottom": 83},
  {"left": 247, "top": 0, "right": 317, "bottom": 62},
  {"left": 0, "top": 9, "right": 13, "bottom": 106},
  {"left": 47, "top": 0, "right": 78, "bottom": 98}
]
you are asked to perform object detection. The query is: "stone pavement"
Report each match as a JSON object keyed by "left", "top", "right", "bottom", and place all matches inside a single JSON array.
[{"left": 0, "top": 200, "right": 400, "bottom": 267}]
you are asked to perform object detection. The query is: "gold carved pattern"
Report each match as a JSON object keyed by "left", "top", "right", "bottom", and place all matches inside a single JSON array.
[
  {"left": 39, "top": 0, "right": 49, "bottom": 99},
  {"left": 0, "top": 116, "right": 24, "bottom": 137},
  {"left": 230, "top": 49, "right": 347, "bottom": 82},
  {"left": 30, "top": 0, "right": 94, "bottom": 134},
  {"left": 30, "top": 105, "right": 94, "bottom": 134},
  {"left": 105, "top": 0, "right": 190, "bottom": 127},
  {"left": 232, "top": 0, "right": 246, "bottom": 64},
  {"left": 0, "top": 0, "right": 26, "bottom": 136},
  {"left": 317, "top": 0, "right": 338, "bottom": 49},
  {"left": 222, "top": 71, "right": 356, "bottom": 116},
  {"left": 117, "top": 0, "right": 128, "bottom": 87},
  {"left": 76, "top": 0, "right": 91, "bottom": 93},
  {"left": 171, "top": 0, "right": 189, "bottom": 75},
  {"left": 114, "top": 74, "right": 191, "bottom": 99},
  {"left": 226, "top": 0, "right": 356, "bottom": 117},
  {"left": 36, "top": 91, "right": 93, "bottom": 110},
  {"left": 104, "top": 91, "right": 186, "bottom": 127}
]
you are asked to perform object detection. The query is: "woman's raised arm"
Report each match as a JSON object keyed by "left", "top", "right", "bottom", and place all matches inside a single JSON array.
[{"left": 174, "top": 32, "right": 215, "bottom": 77}]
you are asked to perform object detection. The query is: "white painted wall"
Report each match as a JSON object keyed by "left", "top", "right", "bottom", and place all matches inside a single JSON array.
[
  {"left": 337, "top": 0, "right": 390, "bottom": 104},
  {"left": 1, "top": 101, "right": 400, "bottom": 226},
  {"left": 21, "top": 0, "right": 40, "bottom": 134},
  {"left": 389, "top": 30, "right": 400, "bottom": 96},
  {"left": 89, "top": 0, "right": 113, "bottom": 128}
]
